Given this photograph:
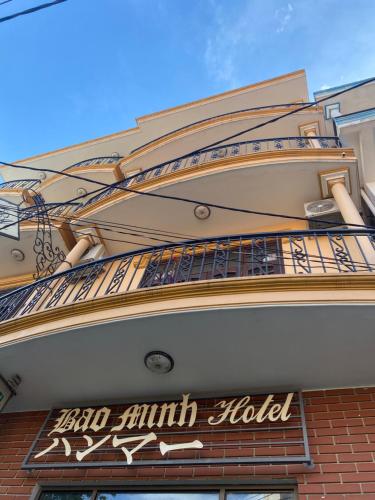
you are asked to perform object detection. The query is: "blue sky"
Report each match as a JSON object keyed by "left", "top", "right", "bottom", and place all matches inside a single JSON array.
[{"left": 1, "top": 0, "right": 375, "bottom": 161}]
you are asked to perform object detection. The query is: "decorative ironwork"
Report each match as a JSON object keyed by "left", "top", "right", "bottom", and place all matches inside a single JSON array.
[
  {"left": 0, "top": 179, "right": 40, "bottom": 190},
  {"left": 62, "top": 156, "right": 123, "bottom": 172},
  {"left": 171, "top": 159, "right": 182, "bottom": 172},
  {"left": 105, "top": 256, "right": 133, "bottom": 294},
  {"left": 231, "top": 144, "right": 240, "bottom": 155},
  {"left": 79, "top": 136, "right": 342, "bottom": 211},
  {"left": 328, "top": 233, "right": 356, "bottom": 272},
  {"left": 31, "top": 193, "right": 66, "bottom": 279},
  {"left": 0, "top": 229, "right": 373, "bottom": 323},
  {"left": 289, "top": 236, "right": 311, "bottom": 274}
]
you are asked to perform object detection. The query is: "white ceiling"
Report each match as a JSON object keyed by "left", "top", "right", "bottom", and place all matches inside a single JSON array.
[{"left": 1, "top": 303, "right": 374, "bottom": 412}]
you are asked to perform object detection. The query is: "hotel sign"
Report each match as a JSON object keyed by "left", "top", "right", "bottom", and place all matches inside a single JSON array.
[{"left": 23, "top": 391, "right": 311, "bottom": 469}]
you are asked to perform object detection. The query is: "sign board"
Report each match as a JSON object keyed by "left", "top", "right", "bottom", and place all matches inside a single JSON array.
[
  {"left": 23, "top": 391, "right": 310, "bottom": 469},
  {"left": 0, "top": 198, "right": 19, "bottom": 240}
]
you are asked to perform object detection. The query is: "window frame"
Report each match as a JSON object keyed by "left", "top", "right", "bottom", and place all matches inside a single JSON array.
[
  {"left": 31, "top": 482, "right": 298, "bottom": 500},
  {"left": 324, "top": 102, "right": 341, "bottom": 119}
]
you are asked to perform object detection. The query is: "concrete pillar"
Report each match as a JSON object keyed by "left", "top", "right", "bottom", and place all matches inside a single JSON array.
[
  {"left": 54, "top": 236, "right": 93, "bottom": 274},
  {"left": 330, "top": 180, "right": 375, "bottom": 266}
]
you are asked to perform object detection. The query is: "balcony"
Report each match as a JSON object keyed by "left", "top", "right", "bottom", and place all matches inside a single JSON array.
[
  {"left": 19, "top": 202, "right": 78, "bottom": 222},
  {"left": 61, "top": 156, "right": 123, "bottom": 172},
  {"left": 0, "top": 178, "right": 40, "bottom": 191},
  {"left": 0, "top": 228, "right": 373, "bottom": 326},
  {"left": 77, "top": 136, "right": 343, "bottom": 213},
  {"left": 0, "top": 229, "right": 374, "bottom": 411}
]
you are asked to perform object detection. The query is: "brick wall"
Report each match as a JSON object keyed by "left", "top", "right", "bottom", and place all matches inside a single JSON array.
[{"left": 1, "top": 387, "right": 375, "bottom": 499}]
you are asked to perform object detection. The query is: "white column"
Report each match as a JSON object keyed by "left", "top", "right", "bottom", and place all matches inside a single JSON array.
[
  {"left": 54, "top": 236, "right": 93, "bottom": 274},
  {"left": 330, "top": 181, "right": 375, "bottom": 266}
]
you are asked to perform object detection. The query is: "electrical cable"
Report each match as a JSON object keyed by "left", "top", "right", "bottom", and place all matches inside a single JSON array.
[
  {"left": 1, "top": 75, "right": 375, "bottom": 232},
  {"left": 2, "top": 202, "right": 370, "bottom": 270},
  {"left": 0, "top": 203, "right": 197, "bottom": 242},
  {"left": 1, "top": 158, "right": 373, "bottom": 231},
  {"left": 0, "top": 0, "right": 67, "bottom": 23}
]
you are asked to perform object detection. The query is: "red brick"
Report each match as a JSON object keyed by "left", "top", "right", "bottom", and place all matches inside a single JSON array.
[
  {"left": 298, "top": 484, "right": 324, "bottom": 494},
  {"left": 307, "top": 473, "right": 340, "bottom": 483},
  {"left": 362, "top": 483, "right": 375, "bottom": 493},
  {"left": 339, "top": 452, "right": 373, "bottom": 462},
  {"left": 321, "top": 463, "right": 356, "bottom": 473},
  {"left": 352, "top": 443, "right": 375, "bottom": 452},
  {"left": 319, "top": 444, "right": 352, "bottom": 453},
  {"left": 335, "top": 434, "right": 367, "bottom": 444},
  {"left": 325, "top": 483, "right": 361, "bottom": 493},
  {"left": 356, "top": 462, "right": 375, "bottom": 472},
  {"left": 342, "top": 472, "right": 375, "bottom": 482}
]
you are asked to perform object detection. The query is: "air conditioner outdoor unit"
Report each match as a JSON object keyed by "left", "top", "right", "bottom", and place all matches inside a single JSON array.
[
  {"left": 304, "top": 198, "right": 345, "bottom": 230},
  {"left": 80, "top": 244, "right": 106, "bottom": 265}
]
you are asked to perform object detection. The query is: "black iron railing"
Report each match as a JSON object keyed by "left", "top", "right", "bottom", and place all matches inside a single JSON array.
[
  {"left": 0, "top": 229, "right": 373, "bottom": 323},
  {"left": 62, "top": 156, "right": 123, "bottom": 172},
  {"left": 0, "top": 179, "right": 41, "bottom": 190},
  {"left": 131, "top": 102, "right": 317, "bottom": 154},
  {"left": 79, "top": 136, "right": 342, "bottom": 210},
  {"left": 20, "top": 203, "right": 78, "bottom": 221}
]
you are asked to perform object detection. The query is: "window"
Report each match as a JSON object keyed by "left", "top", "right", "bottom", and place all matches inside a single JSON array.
[
  {"left": 325, "top": 102, "right": 341, "bottom": 119},
  {"left": 38, "top": 489, "right": 296, "bottom": 500}
]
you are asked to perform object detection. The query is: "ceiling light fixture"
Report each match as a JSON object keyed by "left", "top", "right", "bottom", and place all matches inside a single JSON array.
[
  {"left": 194, "top": 204, "right": 211, "bottom": 220},
  {"left": 144, "top": 351, "right": 174, "bottom": 374}
]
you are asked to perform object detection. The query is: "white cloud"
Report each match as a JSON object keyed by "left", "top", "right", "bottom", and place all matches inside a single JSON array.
[{"left": 275, "top": 3, "right": 294, "bottom": 33}]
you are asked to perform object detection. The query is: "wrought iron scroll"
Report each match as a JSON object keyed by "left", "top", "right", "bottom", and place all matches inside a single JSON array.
[{"left": 30, "top": 193, "right": 66, "bottom": 279}]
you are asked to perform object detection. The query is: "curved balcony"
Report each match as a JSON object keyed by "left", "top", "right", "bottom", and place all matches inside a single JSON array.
[
  {"left": 0, "top": 228, "right": 373, "bottom": 329},
  {"left": 130, "top": 102, "right": 317, "bottom": 154},
  {"left": 61, "top": 156, "right": 123, "bottom": 172},
  {"left": 19, "top": 202, "right": 78, "bottom": 222},
  {"left": 78, "top": 136, "right": 342, "bottom": 212},
  {"left": 0, "top": 179, "right": 41, "bottom": 191}
]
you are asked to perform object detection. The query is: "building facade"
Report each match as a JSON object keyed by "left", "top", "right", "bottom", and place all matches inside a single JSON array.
[{"left": 0, "top": 69, "right": 374, "bottom": 499}]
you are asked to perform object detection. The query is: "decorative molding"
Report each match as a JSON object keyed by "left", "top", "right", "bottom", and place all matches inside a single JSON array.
[
  {"left": 0, "top": 273, "right": 34, "bottom": 290},
  {"left": 319, "top": 167, "right": 351, "bottom": 198},
  {"left": 137, "top": 70, "right": 307, "bottom": 123},
  {"left": 122, "top": 107, "right": 322, "bottom": 166},
  {"left": 39, "top": 163, "right": 124, "bottom": 191},
  {"left": 77, "top": 148, "right": 355, "bottom": 217},
  {"left": 0, "top": 273, "right": 374, "bottom": 339}
]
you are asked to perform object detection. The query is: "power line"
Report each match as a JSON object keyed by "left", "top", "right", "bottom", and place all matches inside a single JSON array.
[
  {"left": 1, "top": 205, "right": 373, "bottom": 272},
  {"left": 0, "top": 0, "right": 14, "bottom": 6},
  {"left": 127, "top": 75, "right": 375, "bottom": 165},
  {"left": 0, "top": 0, "right": 67, "bottom": 23},
  {"left": 0, "top": 204, "right": 195, "bottom": 245},
  {"left": 1, "top": 75, "right": 375, "bottom": 232},
  {"left": 1, "top": 159, "right": 373, "bottom": 231}
]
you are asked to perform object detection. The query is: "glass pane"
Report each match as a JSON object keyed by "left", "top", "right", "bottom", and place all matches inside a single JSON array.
[
  {"left": 40, "top": 493, "right": 92, "bottom": 500},
  {"left": 227, "top": 492, "right": 294, "bottom": 500},
  {"left": 97, "top": 494, "right": 219, "bottom": 500}
]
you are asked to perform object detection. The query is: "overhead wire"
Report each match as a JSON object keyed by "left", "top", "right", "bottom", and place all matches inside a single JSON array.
[
  {"left": 1, "top": 75, "right": 375, "bottom": 234},
  {"left": 0, "top": 203, "right": 196, "bottom": 243},
  {"left": 0, "top": 0, "right": 67, "bottom": 23},
  {"left": 1, "top": 202, "right": 372, "bottom": 271}
]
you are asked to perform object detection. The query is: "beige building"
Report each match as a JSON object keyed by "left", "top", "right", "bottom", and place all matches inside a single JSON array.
[{"left": 0, "top": 69, "right": 374, "bottom": 499}]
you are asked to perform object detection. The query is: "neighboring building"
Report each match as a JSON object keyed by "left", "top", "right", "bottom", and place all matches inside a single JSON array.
[{"left": 0, "top": 69, "right": 374, "bottom": 499}]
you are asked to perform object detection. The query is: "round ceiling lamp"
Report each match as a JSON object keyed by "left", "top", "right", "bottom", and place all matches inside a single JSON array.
[
  {"left": 144, "top": 351, "right": 174, "bottom": 374},
  {"left": 10, "top": 249, "right": 25, "bottom": 261},
  {"left": 194, "top": 204, "right": 211, "bottom": 220}
]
